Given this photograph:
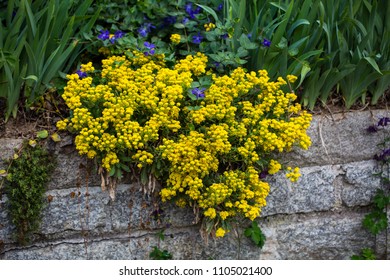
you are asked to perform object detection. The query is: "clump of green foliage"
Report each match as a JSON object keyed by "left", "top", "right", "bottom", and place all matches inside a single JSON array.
[
  {"left": 351, "top": 248, "right": 377, "bottom": 260},
  {"left": 4, "top": 141, "right": 55, "bottom": 245}
]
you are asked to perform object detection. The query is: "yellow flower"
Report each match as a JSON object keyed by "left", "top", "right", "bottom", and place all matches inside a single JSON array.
[
  {"left": 56, "top": 119, "right": 69, "bottom": 130},
  {"left": 287, "top": 74, "right": 297, "bottom": 83},
  {"left": 286, "top": 167, "right": 301, "bottom": 182},
  {"left": 219, "top": 211, "right": 229, "bottom": 220},
  {"left": 204, "top": 22, "right": 216, "bottom": 31},
  {"left": 204, "top": 207, "right": 217, "bottom": 219},
  {"left": 215, "top": 227, "right": 226, "bottom": 238},
  {"left": 268, "top": 159, "right": 281, "bottom": 175},
  {"left": 170, "top": 34, "right": 181, "bottom": 44}
]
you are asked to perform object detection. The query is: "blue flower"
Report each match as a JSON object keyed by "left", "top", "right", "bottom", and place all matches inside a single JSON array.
[
  {"left": 221, "top": 33, "right": 229, "bottom": 39},
  {"left": 97, "top": 30, "right": 110, "bottom": 40},
  {"left": 138, "top": 22, "right": 155, "bottom": 37},
  {"left": 182, "top": 17, "right": 190, "bottom": 24},
  {"left": 185, "top": 3, "right": 193, "bottom": 14},
  {"left": 143, "top": 41, "right": 156, "bottom": 56},
  {"left": 262, "top": 38, "right": 271, "bottom": 47},
  {"left": 109, "top": 30, "right": 125, "bottom": 43},
  {"left": 76, "top": 70, "right": 87, "bottom": 79},
  {"left": 185, "top": 2, "right": 202, "bottom": 19},
  {"left": 192, "top": 32, "right": 203, "bottom": 44},
  {"left": 191, "top": 87, "right": 206, "bottom": 99},
  {"left": 114, "top": 30, "right": 125, "bottom": 39},
  {"left": 217, "top": 3, "right": 223, "bottom": 11}
]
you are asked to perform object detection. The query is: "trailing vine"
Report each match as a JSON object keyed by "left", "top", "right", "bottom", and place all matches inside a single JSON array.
[{"left": 352, "top": 116, "right": 390, "bottom": 260}]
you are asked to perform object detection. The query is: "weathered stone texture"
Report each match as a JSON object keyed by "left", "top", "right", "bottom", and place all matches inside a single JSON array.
[
  {"left": 1, "top": 110, "right": 390, "bottom": 259},
  {"left": 263, "top": 165, "right": 340, "bottom": 216},
  {"left": 286, "top": 110, "right": 389, "bottom": 166}
]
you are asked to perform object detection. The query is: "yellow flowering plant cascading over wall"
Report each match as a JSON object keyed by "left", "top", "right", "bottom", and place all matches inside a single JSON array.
[{"left": 57, "top": 51, "right": 312, "bottom": 238}]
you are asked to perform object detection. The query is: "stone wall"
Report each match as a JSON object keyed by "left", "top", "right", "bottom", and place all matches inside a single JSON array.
[{"left": 1, "top": 109, "right": 389, "bottom": 260}]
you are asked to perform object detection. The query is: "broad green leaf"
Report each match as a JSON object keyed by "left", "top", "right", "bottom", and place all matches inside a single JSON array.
[
  {"left": 364, "top": 57, "right": 382, "bottom": 75},
  {"left": 239, "top": 33, "right": 257, "bottom": 49},
  {"left": 109, "top": 166, "right": 116, "bottom": 177},
  {"left": 37, "top": 130, "right": 49, "bottom": 139},
  {"left": 196, "top": 4, "right": 219, "bottom": 22}
]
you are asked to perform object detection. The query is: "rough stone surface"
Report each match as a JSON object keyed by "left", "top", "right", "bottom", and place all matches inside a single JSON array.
[
  {"left": 263, "top": 165, "right": 340, "bottom": 216},
  {"left": 259, "top": 210, "right": 376, "bottom": 260},
  {"left": 286, "top": 110, "right": 389, "bottom": 167},
  {"left": 1, "top": 110, "right": 390, "bottom": 260},
  {"left": 341, "top": 161, "right": 383, "bottom": 207},
  {"left": 0, "top": 138, "right": 23, "bottom": 169}
]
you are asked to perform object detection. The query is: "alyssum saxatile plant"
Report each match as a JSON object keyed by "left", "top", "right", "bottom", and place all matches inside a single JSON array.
[{"left": 57, "top": 47, "right": 312, "bottom": 238}]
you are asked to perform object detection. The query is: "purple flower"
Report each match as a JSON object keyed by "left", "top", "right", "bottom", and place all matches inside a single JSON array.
[
  {"left": 97, "top": 29, "right": 110, "bottom": 40},
  {"left": 367, "top": 125, "right": 379, "bottom": 133},
  {"left": 221, "top": 33, "right": 229, "bottom": 39},
  {"left": 185, "top": 2, "right": 202, "bottom": 19},
  {"left": 76, "top": 70, "right": 87, "bottom": 79},
  {"left": 378, "top": 117, "right": 390, "bottom": 127},
  {"left": 192, "top": 32, "right": 203, "bottom": 44},
  {"left": 184, "top": 3, "right": 193, "bottom": 14},
  {"left": 143, "top": 41, "right": 156, "bottom": 56},
  {"left": 138, "top": 22, "right": 155, "bottom": 37},
  {"left": 374, "top": 148, "right": 390, "bottom": 162},
  {"left": 114, "top": 30, "right": 125, "bottom": 39},
  {"left": 262, "top": 38, "right": 271, "bottom": 47},
  {"left": 182, "top": 17, "right": 190, "bottom": 24},
  {"left": 259, "top": 169, "right": 269, "bottom": 179},
  {"left": 191, "top": 87, "right": 206, "bottom": 99},
  {"left": 109, "top": 30, "right": 125, "bottom": 43},
  {"left": 217, "top": 3, "right": 223, "bottom": 11}
]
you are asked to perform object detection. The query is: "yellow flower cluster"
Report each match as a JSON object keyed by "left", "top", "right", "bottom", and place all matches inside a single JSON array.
[
  {"left": 170, "top": 33, "right": 181, "bottom": 45},
  {"left": 204, "top": 22, "right": 216, "bottom": 31},
  {"left": 174, "top": 52, "right": 208, "bottom": 76},
  {"left": 286, "top": 166, "right": 301, "bottom": 182},
  {"left": 58, "top": 50, "right": 312, "bottom": 238},
  {"left": 215, "top": 227, "right": 227, "bottom": 238}
]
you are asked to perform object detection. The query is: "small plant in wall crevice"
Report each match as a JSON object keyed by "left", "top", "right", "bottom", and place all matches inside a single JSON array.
[{"left": 2, "top": 140, "right": 55, "bottom": 245}]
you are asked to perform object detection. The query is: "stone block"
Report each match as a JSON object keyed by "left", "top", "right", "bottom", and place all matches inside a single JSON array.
[
  {"left": 262, "top": 165, "right": 340, "bottom": 216},
  {"left": 258, "top": 210, "right": 375, "bottom": 260},
  {"left": 341, "top": 161, "right": 383, "bottom": 207},
  {"left": 286, "top": 110, "right": 388, "bottom": 167}
]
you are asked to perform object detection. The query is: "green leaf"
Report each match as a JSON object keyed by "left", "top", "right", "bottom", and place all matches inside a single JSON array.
[
  {"left": 196, "top": 4, "right": 219, "bottom": 22},
  {"left": 22, "top": 75, "right": 38, "bottom": 82},
  {"left": 36, "top": 130, "right": 48, "bottom": 139},
  {"left": 119, "top": 163, "right": 131, "bottom": 173},
  {"left": 244, "top": 221, "right": 266, "bottom": 248},
  {"left": 239, "top": 33, "right": 257, "bottom": 50},
  {"left": 187, "top": 106, "right": 201, "bottom": 111},
  {"left": 364, "top": 57, "right": 383, "bottom": 75},
  {"left": 141, "top": 168, "right": 148, "bottom": 185},
  {"left": 108, "top": 166, "right": 116, "bottom": 177}
]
